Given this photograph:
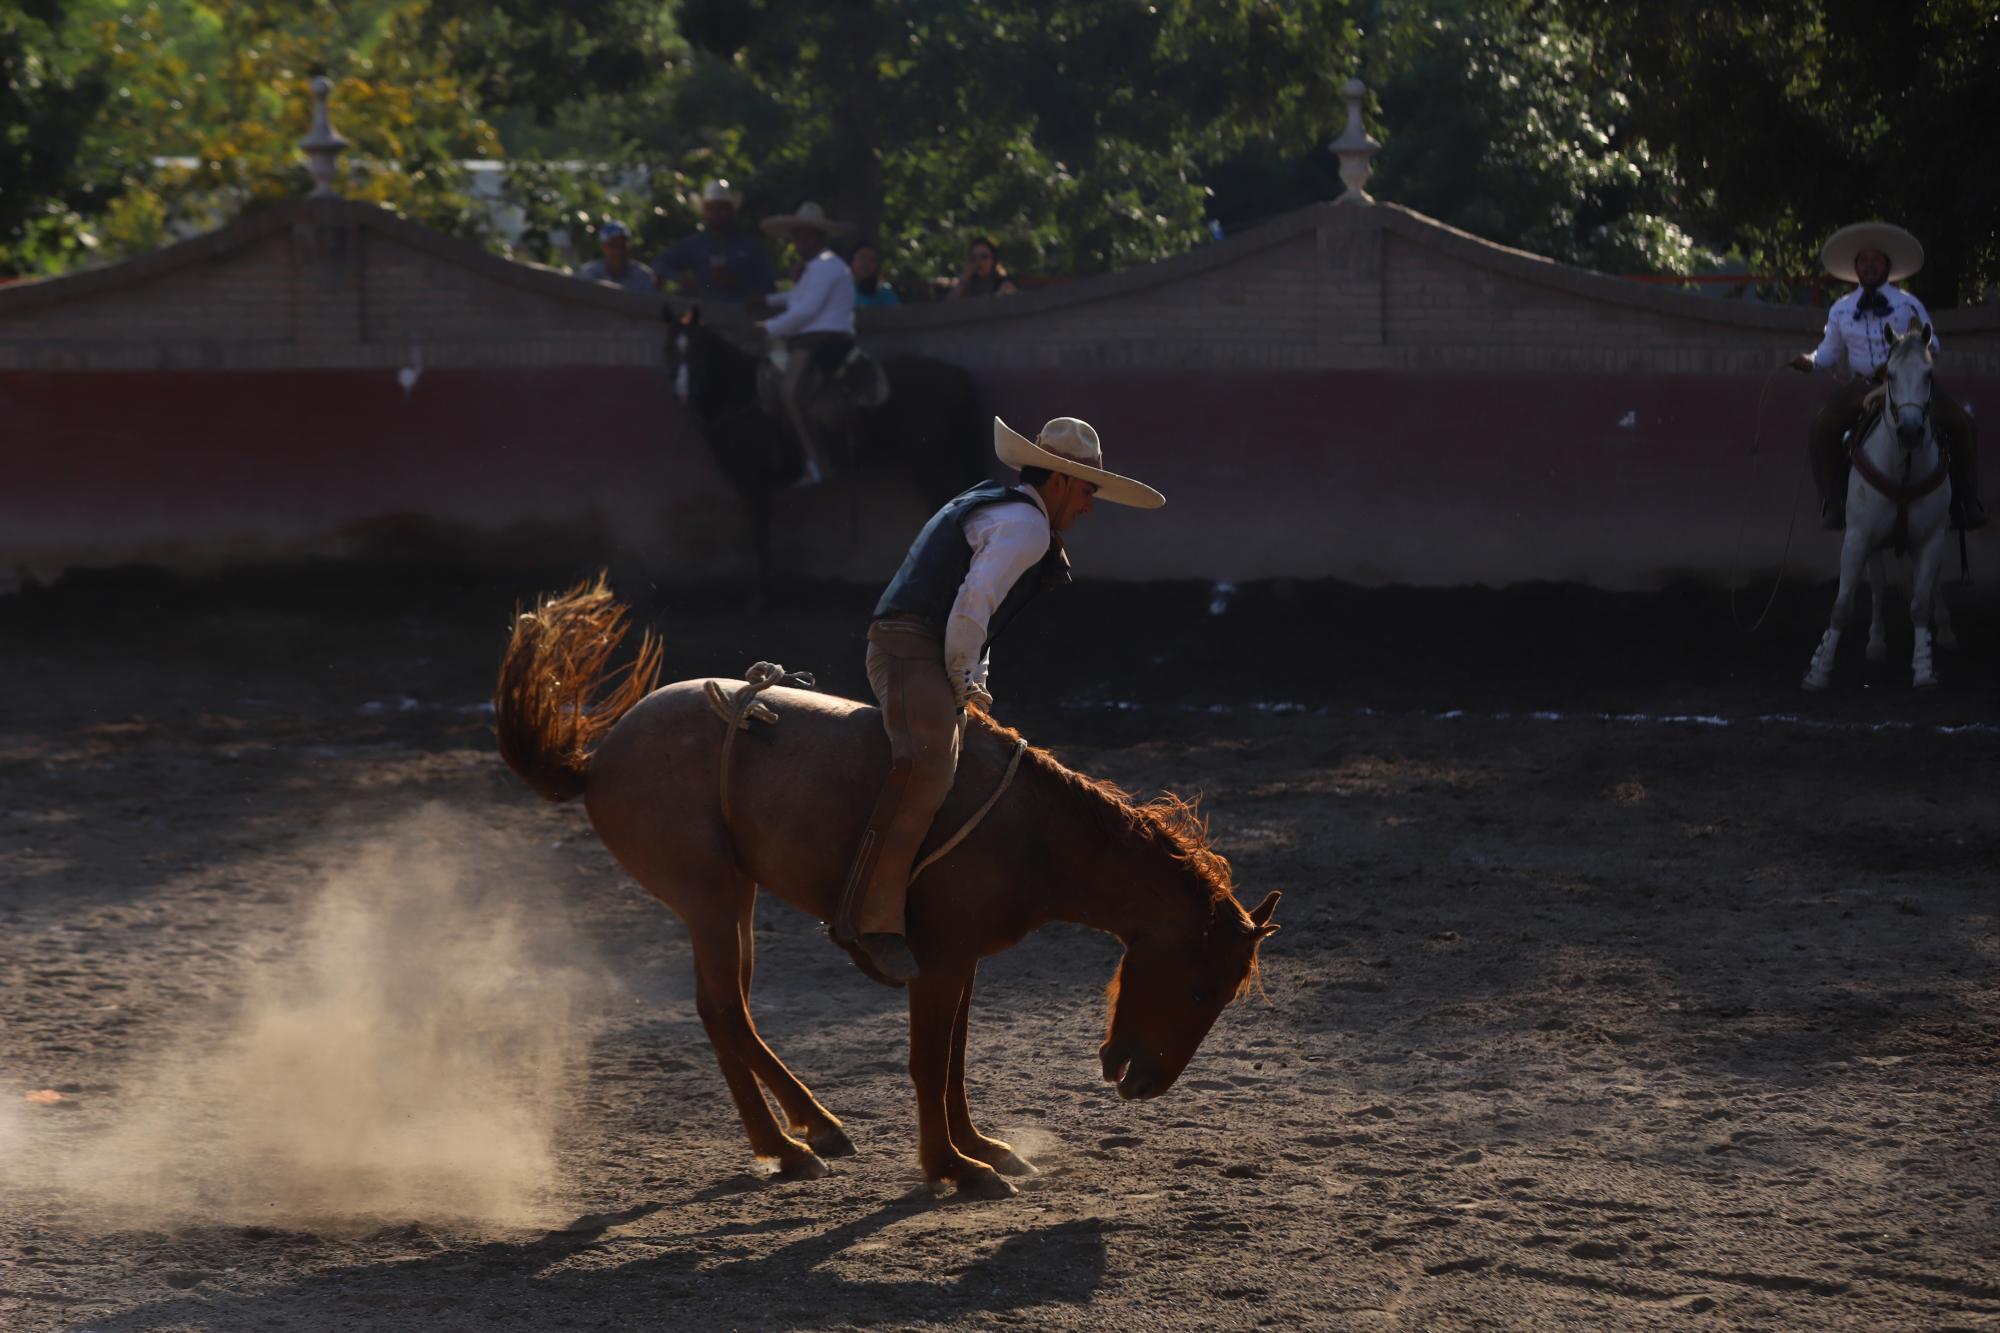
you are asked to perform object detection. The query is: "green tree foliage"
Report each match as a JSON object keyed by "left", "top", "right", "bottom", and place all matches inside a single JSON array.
[
  {"left": 0, "top": 0, "right": 108, "bottom": 275},
  {"left": 1366, "top": 1, "right": 1704, "bottom": 276},
  {"left": 1570, "top": 0, "right": 2000, "bottom": 304},
  {"left": 658, "top": 0, "right": 1357, "bottom": 282},
  {"left": 420, "top": 0, "right": 668, "bottom": 127},
  {"left": 17, "top": 0, "right": 500, "bottom": 272}
]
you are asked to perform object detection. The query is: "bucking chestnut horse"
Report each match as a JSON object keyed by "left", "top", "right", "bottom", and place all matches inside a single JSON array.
[{"left": 493, "top": 577, "right": 1281, "bottom": 1199}]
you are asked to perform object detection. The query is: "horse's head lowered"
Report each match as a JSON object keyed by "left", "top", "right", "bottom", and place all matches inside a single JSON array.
[
  {"left": 1100, "top": 874, "right": 1282, "bottom": 1102},
  {"left": 1884, "top": 319, "right": 1936, "bottom": 452}
]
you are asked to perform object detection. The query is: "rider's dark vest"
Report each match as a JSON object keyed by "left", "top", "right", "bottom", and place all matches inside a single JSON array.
[{"left": 873, "top": 482, "right": 1072, "bottom": 653}]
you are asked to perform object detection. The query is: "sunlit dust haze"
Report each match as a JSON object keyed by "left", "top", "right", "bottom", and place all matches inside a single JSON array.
[{"left": 35, "top": 805, "right": 611, "bottom": 1231}]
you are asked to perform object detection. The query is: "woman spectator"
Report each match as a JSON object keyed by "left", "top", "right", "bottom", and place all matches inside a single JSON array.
[
  {"left": 948, "top": 236, "right": 1018, "bottom": 299},
  {"left": 851, "top": 241, "right": 901, "bottom": 308}
]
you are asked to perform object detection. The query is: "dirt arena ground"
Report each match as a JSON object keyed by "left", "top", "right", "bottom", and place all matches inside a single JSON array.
[{"left": 2, "top": 564, "right": 1996, "bottom": 1331}]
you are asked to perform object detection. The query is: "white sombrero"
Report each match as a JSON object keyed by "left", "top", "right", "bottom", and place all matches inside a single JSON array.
[
  {"left": 690, "top": 178, "right": 742, "bottom": 210},
  {"left": 1822, "top": 222, "right": 1924, "bottom": 283},
  {"left": 993, "top": 416, "right": 1165, "bottom": 509},
  {"left": 759, "top": 201, "right": 851, "bottom": 237}
]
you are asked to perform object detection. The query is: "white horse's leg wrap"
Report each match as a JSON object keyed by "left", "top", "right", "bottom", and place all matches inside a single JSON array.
[
  {"left": 1803, "top": 627, "right": 1841, "bottom": 691},
  {"left": 1912, "top": 625, "right": 1936, "bottom": 689}
]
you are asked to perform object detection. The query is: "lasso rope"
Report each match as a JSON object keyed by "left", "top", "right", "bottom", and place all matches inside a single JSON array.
[
  {"left": 910, "top": 735, "right": 1028, "bottom": 882},
  {"left": 1729, "top": 366, "right": 1809, "bottom": 635},
  {"left": 705, "top": 662, "right": 816, "bottom": 829},
  {"left": 706, "top": 665, "right": 1028, "bottom": 876}
]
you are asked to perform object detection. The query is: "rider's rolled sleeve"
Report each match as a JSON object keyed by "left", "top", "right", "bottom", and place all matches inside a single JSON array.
[{"left": 943, "top": 501, "right": 1051, "bottom": 701}]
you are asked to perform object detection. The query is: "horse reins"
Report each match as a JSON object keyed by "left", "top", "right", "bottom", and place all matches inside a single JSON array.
[{"left": 704, "top": 662, "right": 1028, "bottom": 881}]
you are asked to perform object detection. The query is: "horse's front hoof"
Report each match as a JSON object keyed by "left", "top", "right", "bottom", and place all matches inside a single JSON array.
[
  {"left": 927, "top": 1160, "right": 1018, "bottom": 1200},
  {"left": 774, "top": 1151, "right": 830, "bottom": 1181},
  {"left": 807, "top": 1124, "right": 857, "bottom": 1159},
  {"left": 941, "top": 1170, "right": 1017, "bottom": 1201},
  {"left": 1802, "top": 672, "right": 1830, "bottom": 692},
  {"left": 1914, "top": 672, "right": 1939, "bottom": 691},
  {"left": 990, "top": 1149, "right": 1039, "bottom": 1178}
]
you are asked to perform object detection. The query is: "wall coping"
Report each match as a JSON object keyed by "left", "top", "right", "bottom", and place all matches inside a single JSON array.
[
  {"left": 6, "top": 193, "right": 1993, "bottom": 344},
  {"left": 860, "top": 198, "right": 2000, "bottom": 338},
  {"left": 0, "top": 197, "right": 666, "bottom": 325}
]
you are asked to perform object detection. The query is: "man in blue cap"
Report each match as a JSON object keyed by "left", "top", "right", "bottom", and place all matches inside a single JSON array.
[{"left": 576, "top": 221, "right": 658, "bottom": 296}]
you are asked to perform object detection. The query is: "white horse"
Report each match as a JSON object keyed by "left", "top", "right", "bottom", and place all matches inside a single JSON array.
[{"left": 1803, "top": 321, "right": 1955, "bottom": 690}]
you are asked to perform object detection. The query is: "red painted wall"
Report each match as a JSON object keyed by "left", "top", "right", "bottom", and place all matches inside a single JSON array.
[{"left": 4, "top": 366, "right": 1990, "bottom": 587}]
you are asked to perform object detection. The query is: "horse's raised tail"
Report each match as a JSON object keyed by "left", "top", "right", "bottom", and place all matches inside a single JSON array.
[{"left": 493, "top": 573, "right": 663, "bottom": 803}]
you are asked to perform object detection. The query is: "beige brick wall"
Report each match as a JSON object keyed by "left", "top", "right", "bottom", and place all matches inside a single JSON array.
[{"left": 2, "top": 195, "right": 1994, "bottom": 378}]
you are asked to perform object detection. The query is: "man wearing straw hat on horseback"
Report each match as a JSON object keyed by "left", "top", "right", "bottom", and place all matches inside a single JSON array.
[
  {"left": 1789, "top": 221, "right": 1984, "bottom": 531},
  {"left": 835, "top": 417, "right": 1166, "bottom": 980},
  {"left": 755, "top": 200, "right": 856, "bottom": 487}
]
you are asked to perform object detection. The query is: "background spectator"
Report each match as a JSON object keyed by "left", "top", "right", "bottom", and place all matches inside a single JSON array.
[
  {"left": 651, "top": 179, "right": 777, "bottom": 304},
  {"left": 851, "top": 241, "right": 900, "bottom": 308},
  {"left": 949, "top": 236, "right": 1018, "bottom": 299},
  {"left": 575, "top": 220, "right": 657, "bottom": 295}
]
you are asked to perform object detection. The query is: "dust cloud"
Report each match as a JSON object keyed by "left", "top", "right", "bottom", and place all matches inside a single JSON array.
[{"left": 46, "top": 806, "right": 610, "bottom": 1231}]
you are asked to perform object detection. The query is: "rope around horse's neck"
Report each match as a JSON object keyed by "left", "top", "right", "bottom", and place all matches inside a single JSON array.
[
  {"left": 704, "top": 666, "right": 1028, "bottom": 882},
  {"left": 910, "top": 735, "right": 1029, "bottom": 883},
  {"left": 1729, "top": 367, "right": 1808, "bottom": 635}
]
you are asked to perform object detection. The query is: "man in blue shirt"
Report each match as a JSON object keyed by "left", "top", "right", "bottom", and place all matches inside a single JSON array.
[
  {"left": 651, "top": 179, "right": 777, "bottom": 304},
  {"left": 575, "top": 221, "right": 657, "bottom": 295}
]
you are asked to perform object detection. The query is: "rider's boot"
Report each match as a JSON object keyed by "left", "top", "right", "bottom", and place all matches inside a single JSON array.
[{"left": 1820, "top": 496, "right": 1846, "bottom": 531}]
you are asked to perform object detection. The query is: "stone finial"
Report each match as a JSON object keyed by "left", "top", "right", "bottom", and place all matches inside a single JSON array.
[
  {"left": 300, "top": 76, "right": 349, "bottom": 198},
  {"left": 1331, "top": 77, "right": 1380, "bottom": 204}
]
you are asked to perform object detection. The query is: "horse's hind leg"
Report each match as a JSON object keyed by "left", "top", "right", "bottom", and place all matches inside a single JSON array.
[
  {"left": 945, "top": 968, "right": 1036, "bottom": 1178},
  {"left": 728, "top": 908, "right": 855, "bottom": 1158},
  {"left": 686, "top": 886, "right": 840, "bottom": 1178}
]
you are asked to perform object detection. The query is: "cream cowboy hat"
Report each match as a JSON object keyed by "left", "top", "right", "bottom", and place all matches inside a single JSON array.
[
  {"left": 1822, "top": 221, "right": 1924, "bottom": 283},
  {"left": 993, "top": 416, "right": 1165, "bottom": 509},
  {"left": 759, "top": 201, "right": 851, "bottom": 237},
  {"left": 690, "top": 178, "right": 742, "bottom": 210}
]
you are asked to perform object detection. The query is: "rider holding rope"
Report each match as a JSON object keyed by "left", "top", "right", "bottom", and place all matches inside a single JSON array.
[
  {"left": 834, "top": 418, "right": 1165, "bottom": 980},
  {"left": 1789, "top": 221, "right": 1984, "bottom": 532}
]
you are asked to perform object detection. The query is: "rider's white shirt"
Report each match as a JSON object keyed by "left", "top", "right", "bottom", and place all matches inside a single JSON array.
[
  {"left": 1811, "top": 285, "right": 1939, "bottom": 378},
  {"left": 945, "top": 487, "right": 1052, "bottom": 701},
  {"left": 763, "top": 250, "right": 856, "bottom": 338}
]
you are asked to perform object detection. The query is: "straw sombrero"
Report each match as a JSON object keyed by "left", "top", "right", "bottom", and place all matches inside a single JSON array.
[
  {"left": 690, "top": 178, "right": 742, "bottom": 210},
  {"left": 1822, "top": 222, "right": 1924, "bottom": 283},
  {"left": 759, "top": 201, "right": 851, "bottom": 237},
  {"left": 993, "top": 416, "right": 1164, "bottom": 509}
]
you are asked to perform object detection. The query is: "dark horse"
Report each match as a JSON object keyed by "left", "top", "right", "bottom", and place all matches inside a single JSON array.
[{"left": 666, "top": 307, "right": 987, "bottom": 593}]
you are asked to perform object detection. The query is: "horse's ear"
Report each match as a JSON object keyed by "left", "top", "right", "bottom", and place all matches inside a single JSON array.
[{"left": 1247, "top": 889, "right": 1281, "bottom": 929}]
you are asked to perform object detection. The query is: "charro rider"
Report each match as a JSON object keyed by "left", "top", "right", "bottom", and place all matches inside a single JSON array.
[
  {"left": 1789, "top": 221, "right": 1984, "bottom": 531},
  {"left": 754, "top": 201, "right": 855, "bottom": 487},
  {"left": 835, "top": 417, "right": 1166, "bottom": 980}
]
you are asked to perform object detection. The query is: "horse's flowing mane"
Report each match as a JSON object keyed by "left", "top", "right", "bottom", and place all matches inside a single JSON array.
[{"left": 972, "top": 714, "right": 1237, "bottom": 906}]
